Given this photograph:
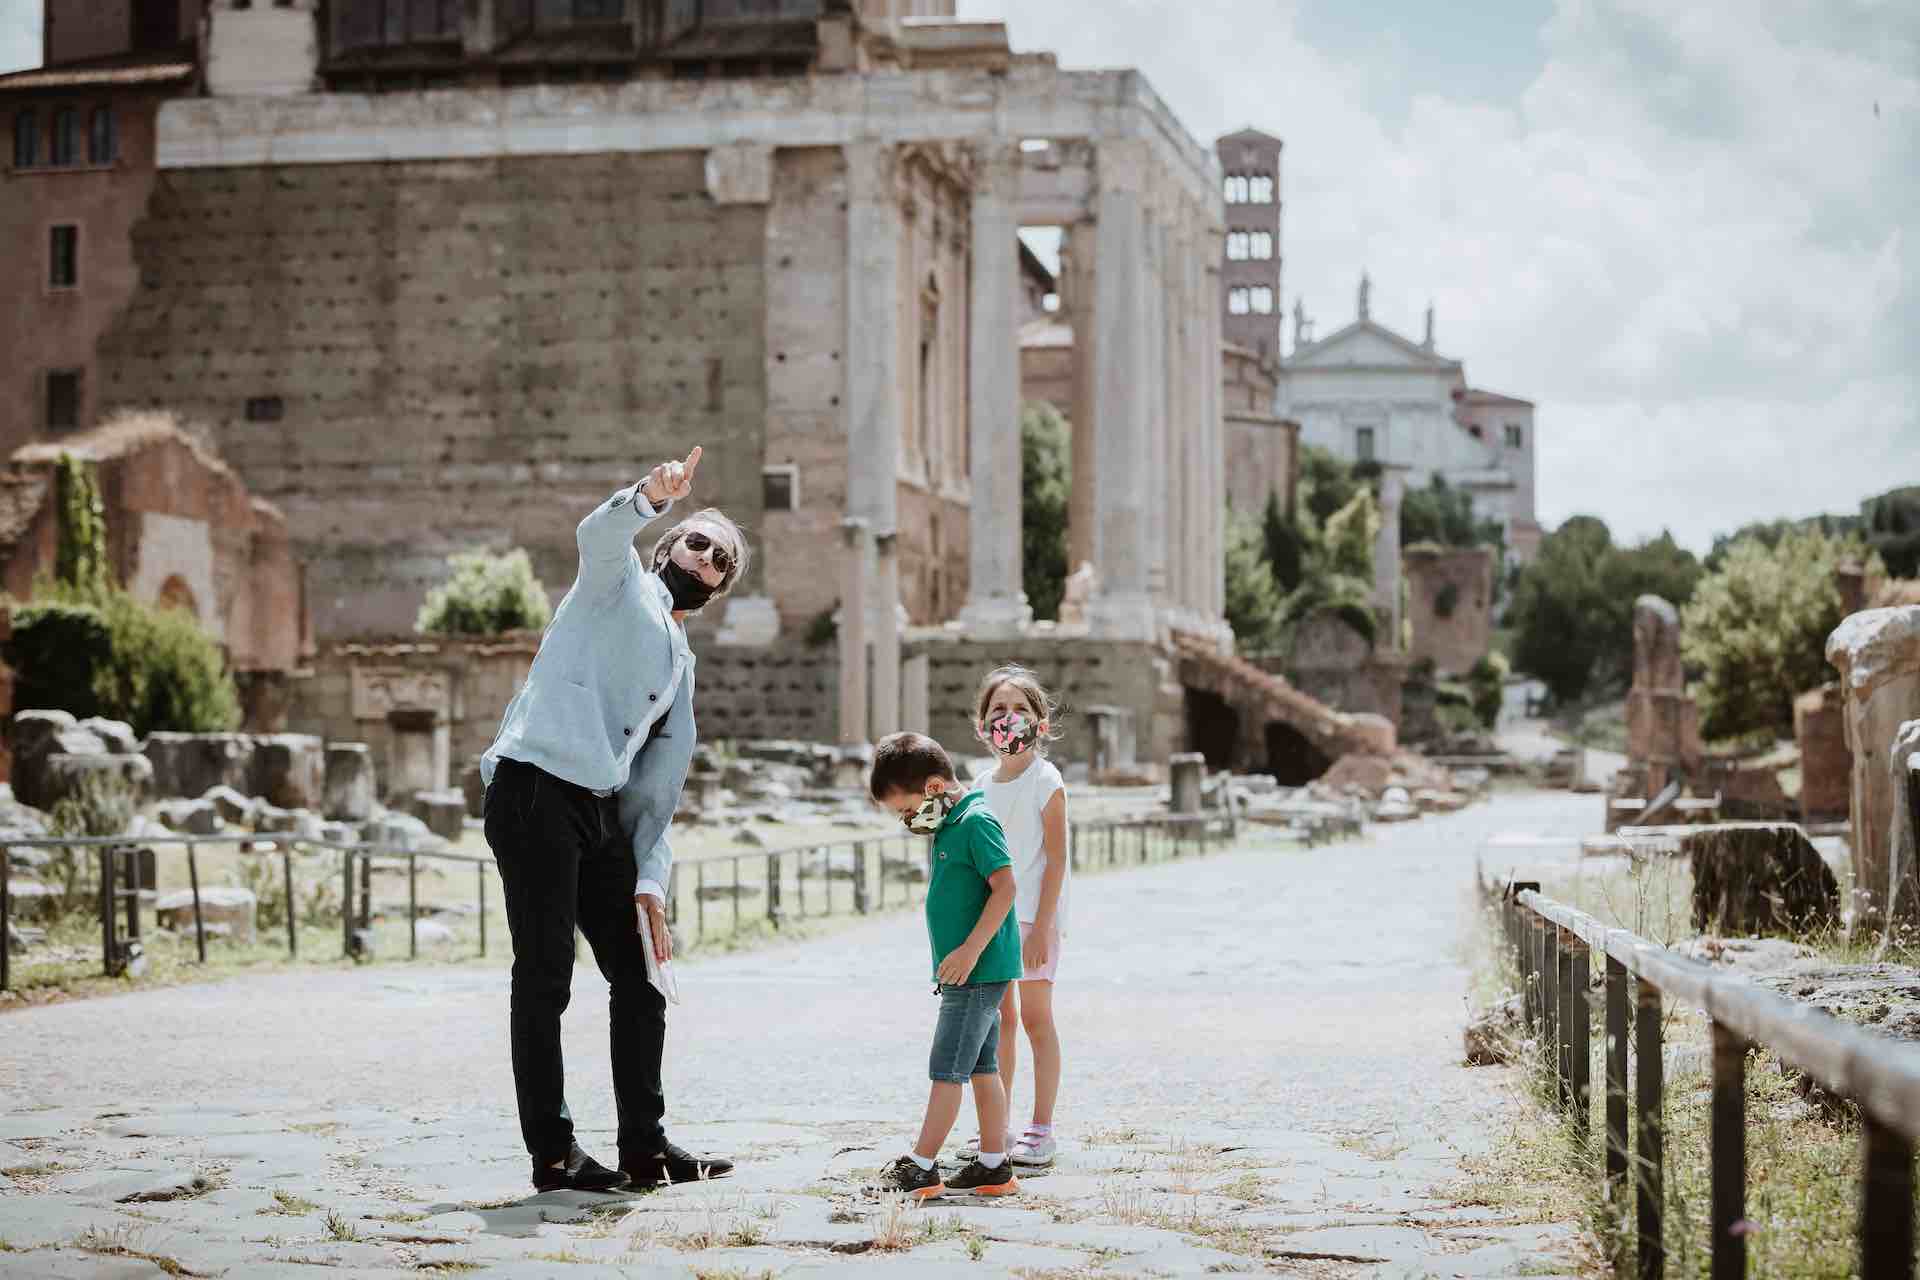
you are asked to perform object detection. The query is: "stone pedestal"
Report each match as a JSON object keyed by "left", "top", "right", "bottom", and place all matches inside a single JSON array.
[
  {"left": 1169, "top": 752, "right": 1206, "bottom": 814},
  {"left": 1793, "top": 683, "right": 1851, "bottom": 823},
  {"left": 252, "top": 734, "right": 324, "bottom": 810},
  {"left": 1825, "top": 606, "right": 1920, "bottom": 926},
  {"left": 386, "top": 709, "right": 444, "bottom": 800},
  {"left": 324, "top": 743, "right": 375, "bottom": 821}
]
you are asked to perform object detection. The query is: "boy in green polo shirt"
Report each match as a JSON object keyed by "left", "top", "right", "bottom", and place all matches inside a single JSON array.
[{"left": 866, "top": 731, "right": 1024, "bottom": 1200}]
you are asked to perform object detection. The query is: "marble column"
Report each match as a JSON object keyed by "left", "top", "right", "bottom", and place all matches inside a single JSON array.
[
  {"left": 1085, "top": 140, "right": 1156, "bottom": 640},
  {"left": 1201, "top": 220, "right": 1227, "bottom": 627},
  {"left": 1375, "top": 466, "right": 1407, "bottom": 650},
  {"left": 871, "top": 530, "right": 901, "bottom": 738},
  {"left": 1144, "top": 204, "right": 1170, "bottom": 609},
  {"left": 958, "top": 141, "right": 1031, "bottom": 633},
  {"left": 837, "top": 518, "right": 872, "bottom": 745},
  {"left": 844, "top": 141, "right": 904, "bottom": 734},
  {"left": 1065, "top": 221, "right": 1098, "bottom": 579}
]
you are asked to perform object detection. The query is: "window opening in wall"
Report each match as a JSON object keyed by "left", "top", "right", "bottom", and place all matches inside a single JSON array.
[
  {"left": 12, "top": 109, "right": 37, "bottom": 168},
  {"left": 1249, "top": 174, "right": 1274, "bottom": 203},
  {"left": 1505, "top": 423, "right": 1524, "bottom": 449},
  {"left": 1019, "top": 138, "right": 1051, "bottom": 153},
  {"left": 1226, "top": 231, "right": 1249, "bottom": 261},
  {"left": 1042, "top": 292, "right": 1060, "bottom": 313},
  {"left": 49, "top": 225, "right": 78, "bottom": 289},
  {"left": 46, "top": 370, "right": 82, "bottom": 432},
  {"left": 1223, "top": 174, "right": 1249, "bottom": 204},
  {"left": 88, "top": 106, "right": 115, "bottom": 165},
  {"left": 763, "top": 465, "right": 798, "bottom": 512},
  {"left": 1249, "top": 231, "right": 1273, "bottom": 260},
  {"left": 1228, "top": 286, "right": 1250, "bottom": 315},
  {"left": 245, "top": 395, "right": 284, "bottom": 422},
  {"left": 50, "top": 108, "right": 78, "bottom": 167},
  {"left": 1249, "top": 286, "right": 1274, "bottom": 314},
  {"left": 1355, "top": 425, "right": 1376, "bottom": 462}
]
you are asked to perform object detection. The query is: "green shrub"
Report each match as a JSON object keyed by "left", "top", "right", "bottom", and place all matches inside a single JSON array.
[
  {"left": 1020, "top": 401, "right": 1071, "bottom": 621},
  {"left": 1681, "top": 527, "right": 1874, "bottom": 739},
  {"left": 416, "top": 548, "right": 553, "bottom": 636},
  {"left": 1467, "top": 652, "right": 1508, "bottom": 729},
  {"left": 7, "top": 590, "right": 239, "bottom": 736},
  {"left": 1224, "top": 510, "right": 1284, "bottom": 651}
]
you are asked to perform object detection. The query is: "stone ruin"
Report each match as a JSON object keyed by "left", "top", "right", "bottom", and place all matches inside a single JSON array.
[
  {"left": 1616, "top": 594, "right": 1703, "bottom": 806},
  {"left": 1825, "top": 605, "right": 1920, "bottom": 927}
]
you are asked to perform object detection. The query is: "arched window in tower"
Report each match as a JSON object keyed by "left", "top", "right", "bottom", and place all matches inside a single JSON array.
[
  {"left": 1249, "top": 174, "right": 1274, "bottom": 203},
  {"left": 1223, "top": 174, "right": 1249, "bottom": 204},
  {"left": 1226, "top": 231, "right": 1249, "bottom": 261},
  {"left": 1228, "top": 287, "right": 1250, "bottom": 316},
  {"left": 1249, "top": 286, "right": 1274, "bottom": 315},
  {"left": 50, "top": 108, "right": 79, "bottom": 167},
  {"left": 88, "top": 106, "right": 116, "bottom": 165},
  {"left": 11, "top": 109, "right": 37, "bottom": 169},
  {"left": 1249, "top": 231, "right": 1273, "bottom": 260}
]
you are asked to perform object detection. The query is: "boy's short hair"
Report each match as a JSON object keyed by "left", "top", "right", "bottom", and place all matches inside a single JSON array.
[{"left": 868, "top": 731, "right": 956, "bottom": 801}]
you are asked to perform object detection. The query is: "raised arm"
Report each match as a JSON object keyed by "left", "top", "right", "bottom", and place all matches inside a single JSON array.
[{"left": 575, "top": 446, "right": 705, "bottom": 589}]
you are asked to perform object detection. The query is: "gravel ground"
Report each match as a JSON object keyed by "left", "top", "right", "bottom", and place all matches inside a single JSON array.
[{"left": 0, "top": 788, "right": 1599, "bottom": 1278}]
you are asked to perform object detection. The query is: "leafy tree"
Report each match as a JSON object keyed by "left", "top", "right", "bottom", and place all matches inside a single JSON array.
[
  {"left": 1223, "top": 510, "right": 1284, "bottom": 651},
  {"left": 417, "top": 547, "right": 553, "bottom": 636},
  {"left": 1681, "top": 527, "right": 1875, "bottom": 739},
  {"left": 1261, "top": 491, "right": 1303, "bottom": 592},
  {"left": 1399, "top": 475, "right": 1505, "bottom": 552},
  {"left": 1298, "top": 444, "right": 1361, "bottom": 530},
  {"left": 1019, "top": 401, "right": 1071, "bottom": 621},
  {"left": 1467, "top": 652, "right": 1508, "bottom": 729},
  {"left": 1321, "top": 488, "right": 1379, "bottom": 582}
]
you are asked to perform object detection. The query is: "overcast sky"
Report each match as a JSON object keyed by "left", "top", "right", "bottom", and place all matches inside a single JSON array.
[
  {"left": 961, "top": 0, "right": 1918, "bottom": 551},
  {"left": 5, "top": 3, "right": 1913, "bottom": 551}
]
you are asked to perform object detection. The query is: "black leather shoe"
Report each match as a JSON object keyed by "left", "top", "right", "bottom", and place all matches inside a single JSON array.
[
  {"left": 621, "top": 1141, "right": 734, "bottom": 1187},
  {"left": 532, "top": 1145, "right": 631, "bottom": 1193}
]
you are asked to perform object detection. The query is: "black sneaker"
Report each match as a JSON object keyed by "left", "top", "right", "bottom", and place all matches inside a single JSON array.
[
  {"left": 943, "top": 1158, "right": 1018, "bottom": 1198},
  {"left": 865, "top": 1154, "right": 945, "bottom": 1201},
  {"left": 620, "top": 1141, "right": 734, "bottom": 1188},
  {"left": 531, "top": 1145, "right": 630, "bottom": 1194}
]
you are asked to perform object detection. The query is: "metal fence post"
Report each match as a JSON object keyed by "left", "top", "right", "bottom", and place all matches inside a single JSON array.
[
  {"left": 1710, "top": 1021, "right": 1747, "bottom": 1280},
  {"left": 853, "top": 842, "right": 869, "bottom": 915},
  {"left": 1606, "top": 954, "right": 1630, "bottom": 1200},
  {"left": 477, "top": 861, "right": 487, "bottom": 958},
  {"left": 1556, "top": 929, "right": 1575, "bottom": 1110},
  {"left": 283, "top": 846, "right": 298, "bottom": 958},
  {"left": 1541, "top": 920, "right": 1559, "bottom": 1093},
  {"left": 408, "top": 854, "right": 419, "bottom": 960},
  {"left": 1636, "top": 978, "right": 1665, "bottom": 1280},
  {"left": 98, "top": 846, "right": 115, "bottom": 976},
  {"left": 767, "top": 852, "right": 782, "bottom": 928},
  {"left": 696, "top": 862, "right": 706, "bottom": 942},
  {"left": 187, "top": 842, "right": 207, "bottom": 964},
  {"left": 1, "top": 843, "right": 9, "bottom": 993},
  {"left": 341, "top": 850, "right": 356, "bottom": 959},
  {"left": 1570, "top": 933, "right": 1591, "bottom": 1141},
  {"left": 1860, "top": 1118, "right": 1915, "bottom": 1280}
]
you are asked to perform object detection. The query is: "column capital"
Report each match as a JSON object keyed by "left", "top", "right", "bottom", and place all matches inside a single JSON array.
[
  {"left": 843, "top": 140, "right": 900, "bottom": 205},
  {"left": 1095, "top": 137, "right": 1151, "bottom": 198},
  {"left": 965, "top": 138, "right": 1024, "bottom": 201}
]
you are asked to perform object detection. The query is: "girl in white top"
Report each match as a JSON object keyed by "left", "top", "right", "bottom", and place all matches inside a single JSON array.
[{"left": 973, "top": 665, "right": 1070, "bottom": 1167}]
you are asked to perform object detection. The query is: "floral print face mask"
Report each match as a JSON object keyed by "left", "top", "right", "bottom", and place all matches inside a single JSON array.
[
  {"left": 904, "top": 788, "right": 959, "bottom": 835},
  {"left": 987, "top": 710, "right": 1039, "bottom": 757}
]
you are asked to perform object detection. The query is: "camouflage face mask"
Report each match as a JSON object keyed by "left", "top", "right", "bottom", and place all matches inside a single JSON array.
[
  {"left": 987, "top": 710, "right": 1039, "bottom": 757},
  {"left": 904, "top": 789, "right": 959, "bottom": 835}
]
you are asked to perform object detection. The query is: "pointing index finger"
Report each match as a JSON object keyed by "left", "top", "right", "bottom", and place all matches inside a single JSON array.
[{"left": 683, "top": 445, "right": 703, "bottom": 477}]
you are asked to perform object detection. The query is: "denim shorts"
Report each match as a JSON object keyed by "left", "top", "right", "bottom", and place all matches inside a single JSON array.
[{"left": 928, "top": 981, "right": 1010, "bottom": 1083}]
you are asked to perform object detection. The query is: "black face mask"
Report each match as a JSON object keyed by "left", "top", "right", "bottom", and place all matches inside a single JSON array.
[{"left": 658, "top": 558, "right": 718, "bottom": 612}]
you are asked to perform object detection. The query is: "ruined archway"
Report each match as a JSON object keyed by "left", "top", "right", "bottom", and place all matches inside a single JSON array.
[
  {"left": 1265, "top": 720, "right": 1332, "bottom": 785},
  {"left": 1184, "top": 688, "right": 1239, "bottom": 770}
]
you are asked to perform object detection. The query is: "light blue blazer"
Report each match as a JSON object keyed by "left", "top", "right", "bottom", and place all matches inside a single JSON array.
[{"left": 480, "top": 484, "right": 694, "bottom": 894}]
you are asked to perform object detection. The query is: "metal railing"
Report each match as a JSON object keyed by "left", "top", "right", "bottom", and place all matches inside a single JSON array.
[
  {"left": 666, "top": 810, "right": 1242, "bottom": 946},
  {"left": 0, "top": 832, "right": 492, "bottom": 991},
  {"left": 3, "top": 810, "right": 1245, "bottom": 988},
  {"left": 1501, "top": 881, "right": 1920, "bottom": 1279}
]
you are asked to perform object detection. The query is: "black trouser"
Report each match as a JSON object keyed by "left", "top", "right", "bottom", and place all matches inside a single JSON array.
[{"left": 484, "top": 757, "right": 667, "bottom": 1167}]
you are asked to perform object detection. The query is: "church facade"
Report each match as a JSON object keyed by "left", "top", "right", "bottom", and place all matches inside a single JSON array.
[{"left": 1278, "top": 276, "right": 1540, "bottom": 565}]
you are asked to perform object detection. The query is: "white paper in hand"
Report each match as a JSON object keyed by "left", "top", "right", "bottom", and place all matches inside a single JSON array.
[{"left": 638, "top": 907, "right": 681, "bottom": 1006}]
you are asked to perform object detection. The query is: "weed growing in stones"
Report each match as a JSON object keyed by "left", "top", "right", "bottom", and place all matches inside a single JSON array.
[
  {"left": 74, "top": 1225, "right": 200, "bottom": 1277},
  {"left": 868, "top": 1192, "right": 919, "bottom": 1251},
  {"left": 322, "top": 1208, "right": 360, "bottom": 1242},
  {"left": 966, "top": 1231, "right": 987, "bottom": 1261},
  {"left": 265, "top": 1190, "right": 320, "bottom": 1216}
]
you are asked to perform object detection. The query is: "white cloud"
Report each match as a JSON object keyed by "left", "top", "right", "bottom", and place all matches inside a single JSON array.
[
  {"left": 957, "top": 0, "right": 1919, "bottom": 551},
  {"left": 0, "top": 5, "right": 41, "bottom": 75}
]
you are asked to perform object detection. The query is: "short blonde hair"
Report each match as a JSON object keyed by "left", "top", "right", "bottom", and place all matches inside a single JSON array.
[{"left": 650, "top": 508, "right": 750, "bottom": 600}]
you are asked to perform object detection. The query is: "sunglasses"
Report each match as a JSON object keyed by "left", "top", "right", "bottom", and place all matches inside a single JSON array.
[{"left": 681, "top": 530, "right": 734, "bottom": 576}]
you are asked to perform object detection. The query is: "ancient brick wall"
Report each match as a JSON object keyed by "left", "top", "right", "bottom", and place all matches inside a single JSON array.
[
  {"left": 910, "top": 633, "right": 1183, "bottom": 769},
  {"left": 95, "top": 149, "right": 770, "bottom": 641},
  {"left": 759, "top": 147, "right": 848, "bottom": 637},
  {"left": 690, "top": 640, "right": 839, "bottom": 743},
  {"left": 1404, "top": 544, "right": 1492, "bottom": 677}
]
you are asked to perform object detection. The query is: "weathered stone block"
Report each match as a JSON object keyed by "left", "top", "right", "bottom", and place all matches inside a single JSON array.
[
  {"left": 155, "top": 798, "right": 221, "bottom": 836},
  {"left": 37, "top": 753, "right": 153, "bottom": 809},
  {"left": 1825, "top": 606, "right": 1920, "bottom": 924},
  {"left": 76, "top": 717, "right": 140, "bottom": 756},
  {"left": 1683, "top": 823, "right": 1840, "bottom": 936},
  {"left": 1794, "top": 683, "right": 1851, "bottom": 823},
  {"left": 155, "top": 886, "right": 257, "bottom": 945},
  {"left": 252, "top": 734, "right": 324, "bottom": 810},
  {"left": 323, "top": 743, "right": 375, "bottom": 821},
  {"left": 201, "top": 784, "right": 255, "bottom": 826},
  {"left": 143, "top": 733, "right": 255, "bottom": 800},
  {"left": 411, "top": 790, "right": 467, "bottom": 842},
  {"left": 1169, "top": 752, "right": 1206, "bottom": 814}
]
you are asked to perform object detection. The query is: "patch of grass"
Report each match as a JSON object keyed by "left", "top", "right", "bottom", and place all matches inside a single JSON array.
[
  {"left": 74, "top": 1226, "right": 202, "bottom": 1277},
  {"left": 1332, "top": 1131, "right": 1411, "bottom": 1162},
  {"left": 0, "top": 1238, "right": 17, "bottom": 1252},
  {"left": 373, "top": 1209, "right": 430, "bottom": 1224},
  {"left": 966, "top": 1232, "right": 987, "bottom": 1261},
  {"left": 289, "top": 1122, "right": 345, "bottom": 1136},
  {"left": 868, "top": 1192, "right": 920, "bottom": 1251},
  {"left": 414, "top": 1264, "right": 484, "bottom": 1275},
  {"left": 529, "top": 1250, "right": 596, "bottom": 1264},
  {"left": 322, "top": 1209, "right": 359, "bottom": 1242},
  {"left": 1081, "top": 1125, "right": 1142, "bottom": 1147},
  {"left": 692, "top": 1269, "right": 776, "bottom": 1280},
  {"left": 2, "top": 1162, "right": 63, "bottom": 1178},
  {"left": 264, "top": 1190, "right": 320, "bottom": 1216},
  {"left": 1218, "top": 1172, "right": 1266, "bottom": 1202}
]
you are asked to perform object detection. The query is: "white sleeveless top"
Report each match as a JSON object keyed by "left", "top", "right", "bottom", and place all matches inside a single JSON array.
[{"left": 976, "top": 757, "right": 1068, "bottom": 933}]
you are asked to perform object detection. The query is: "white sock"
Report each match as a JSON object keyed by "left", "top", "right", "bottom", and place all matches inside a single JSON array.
[
  {"left": 977, "top": 1151, "right": 1006, "bottom": 1169},
  {"left": 906, "top": 1151, "right": 935, "bottom": 1171},
  {"left": 1026, "top": 1123, "right": 1053, "bottom": 1136}
]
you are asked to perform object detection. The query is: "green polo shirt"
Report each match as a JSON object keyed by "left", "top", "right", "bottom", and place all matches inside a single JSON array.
[{"left": 925, "top": 790, "right": 1023, "bottom": 985}]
